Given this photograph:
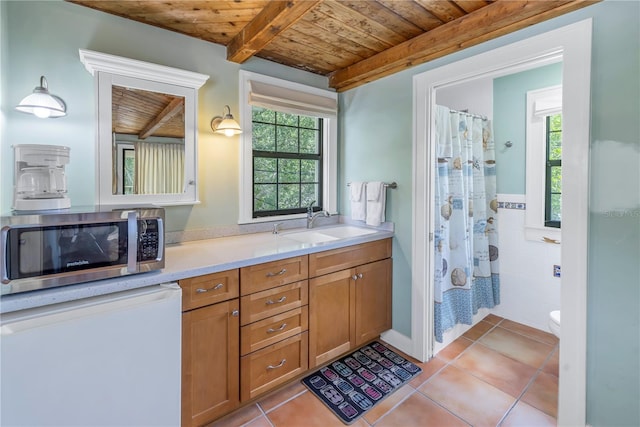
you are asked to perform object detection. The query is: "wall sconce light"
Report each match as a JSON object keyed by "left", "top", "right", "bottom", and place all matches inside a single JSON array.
[
  {"left": 15, "top": 76, "right": 67, "bottom": 118},
  {"left": 210, "top": 105, "right": 242, "bottom": 137}
]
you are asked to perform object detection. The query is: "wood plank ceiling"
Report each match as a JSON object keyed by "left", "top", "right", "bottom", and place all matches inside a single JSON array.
[{"left": 70, "top": 0, "right": 598, "bottom": 93}]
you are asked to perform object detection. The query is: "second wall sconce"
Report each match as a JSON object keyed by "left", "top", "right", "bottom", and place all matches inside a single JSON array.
[
  {"left": 15, "top": 76, "right": 67, "bottom": 118},
  {"left": 211, "top": 105, "right": 242, "bottom": 137}
]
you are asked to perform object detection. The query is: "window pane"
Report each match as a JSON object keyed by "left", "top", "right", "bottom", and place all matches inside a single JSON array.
[
  {"left": 550, "top": 193, "right": 561, "bottom": 222},
  {"left": 551, "top": 166, "right": 562, "bottom": 193},
  {"left": 549, "top": 131, "right": 562, "bottom": 160},
  {"left": 301, "top": 159, "right": 319, "bottom": 183},
  {"left": 278, "top": 159, "right": 300, "bottom": 183},
  {"left": 252, "top": 106, "right": 275, "bottom": 124},
  {"left": 300, "top": 129, "right": 319, "bottom": 154},
  {"left": 277, "top": 126, "right": 298, "bottom": 153},
  {"left": 278, "top": 184, "right": 300, "bottom": 209},
  {"left": 254, "top": 157, "right": 276, "bottom": 183},
  {"left": 299, "top": 115, "right": 319, "bottom": 129},
  {"left": 549, "top": 114, "right": 562, "bottom": 131},
  {"left": 301, "top": 184, "right": 318, "bottom": 208},
  {"left": 277, "top": 112, "right": 298, "bottom": 127},
  {"left": 253, "top": 123, "right": 275, "bottom": 151},
  {"left": 124, "top": 149, "right": 135, "bottom": 195},
  {"left": 254, "top": 184, "right": 277, "bottom": 212}
]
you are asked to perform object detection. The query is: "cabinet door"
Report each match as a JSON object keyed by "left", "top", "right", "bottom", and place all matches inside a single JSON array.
[
  {"left": 309, "top": 269, "right": 355, "bottom": 368},
  {"left": 182, "top": 300, "right": 239, "bottom": 427},
  {"left": 354, "top": 258, "right": 392, "bottom": 346}
]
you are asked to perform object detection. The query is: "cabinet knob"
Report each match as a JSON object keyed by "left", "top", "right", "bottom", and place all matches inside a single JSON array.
[
  {"left": 231, "top": 310, "right": 239, "bottom": 317},
  {"left": 358, "top": 273, "right": 363, "bottom": 279},
  {"left": 352, "top": 275, "right": 358, "bottom": 281}
]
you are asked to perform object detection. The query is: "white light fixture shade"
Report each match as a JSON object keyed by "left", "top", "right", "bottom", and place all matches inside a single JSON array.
[
  {"left": 211, "top": 105, "right": 242, "bottom": 137},
  {"left": 15, "top": 76, "right": 67, "bottom": 118}
]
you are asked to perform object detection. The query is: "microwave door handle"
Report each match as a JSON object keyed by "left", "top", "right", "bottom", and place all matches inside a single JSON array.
[
  {"left": 127, "top": 211, "right": 138, "bottom": 273},
  {"left": 156, "top": 218, "right": 164, "bottom": 262}
]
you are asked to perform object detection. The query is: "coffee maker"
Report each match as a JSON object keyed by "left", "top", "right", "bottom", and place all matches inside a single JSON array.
[{"left": 13, "top": 144, "right": 71, "bottom": 211}]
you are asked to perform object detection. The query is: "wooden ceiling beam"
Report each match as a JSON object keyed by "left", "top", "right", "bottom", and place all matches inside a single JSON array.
[
  {"left": 329, "top": 0, "right": 599, "bottom": 92},
  {"left": 227, "top": 0, "right": 322, "bottom": 64},
  {"left": 138, "top": 98, "right": 184, "bottom": 140}
]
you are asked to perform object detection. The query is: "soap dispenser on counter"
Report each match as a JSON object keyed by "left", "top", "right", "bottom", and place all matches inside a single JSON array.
[{"left": 13, "top": 144, "right": 70, "bottom": 211}]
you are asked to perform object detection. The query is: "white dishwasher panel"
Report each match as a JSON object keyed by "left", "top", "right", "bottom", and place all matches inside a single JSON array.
[{"left": 1, "top": 283, "right": 182, "bottom": 427}]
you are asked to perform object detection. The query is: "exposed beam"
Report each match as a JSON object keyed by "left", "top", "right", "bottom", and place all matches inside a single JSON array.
[
  {"left": 227, "top": 0, "right": 322, "bottom": 63},
  {"left": 329, "top": 0, "right": 599, "bottom": 92},
  {"left": 138, "top": 97, "right": 184, "bottom": 140}
]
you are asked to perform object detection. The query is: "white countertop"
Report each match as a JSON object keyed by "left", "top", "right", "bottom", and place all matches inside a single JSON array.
[{"left": 0, "top": 224, "right": 393, "bottom": 314}]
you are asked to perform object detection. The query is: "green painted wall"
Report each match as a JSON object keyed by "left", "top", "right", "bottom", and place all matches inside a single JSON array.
[
  {"left": 0, "top": 0, "right": 329, "bottom": 230},
  {"left": 338, "top": 1, "right": 639, "bottom": 425},
  {"left": 493, "top": 63, "right": 563, "bottom": 194}
]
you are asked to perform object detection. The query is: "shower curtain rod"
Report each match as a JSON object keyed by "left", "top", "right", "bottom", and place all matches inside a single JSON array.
[{"left": 448, "top": 108, "right": 488, "bottom": 120}]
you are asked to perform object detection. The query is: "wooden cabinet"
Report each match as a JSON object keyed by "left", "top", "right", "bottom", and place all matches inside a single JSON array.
[
  {"left": 180, "top": 271, "right": 240, "bottom": 427},
  {"left": 239, "top": 256, "right": 309, "bottom": 402},
  {"left": 308, "top": 239, "right": 392, "bottom": 368}
]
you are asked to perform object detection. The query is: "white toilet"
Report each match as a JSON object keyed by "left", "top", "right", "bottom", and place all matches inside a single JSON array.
[{"left": 549, "top": 310, "right": 561, "bottom": 338}]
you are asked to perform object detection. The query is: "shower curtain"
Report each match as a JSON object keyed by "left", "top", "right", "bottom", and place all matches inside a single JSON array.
[{"left": 434, "top": 105, "right": 500, "bottom": 342}]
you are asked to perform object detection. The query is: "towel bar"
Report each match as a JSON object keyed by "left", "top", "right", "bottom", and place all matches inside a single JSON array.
[{"left": 347, "top": 181, "right": 397, "bottom": 189}]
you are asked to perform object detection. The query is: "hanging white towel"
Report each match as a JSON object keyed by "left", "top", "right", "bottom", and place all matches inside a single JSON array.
[
  {"left": 366, "top": 181, "right": 386, "bottom": 226},
  {"left": 350, "top": 181, "right": 366, "bottom": 221}
]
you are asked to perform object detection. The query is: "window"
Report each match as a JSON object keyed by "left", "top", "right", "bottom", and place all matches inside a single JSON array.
[
  {"left": 525, "top": 85, "right": 562, "bottom": 242},
  {"left": 239, "top": 71, "right": 338, "bottom": 223},
  {"left": 252, "top": 107, "right": 322, "bottom": 217},
  {"left": 545, "top": 114, "right": 562, "bottom": 227}
]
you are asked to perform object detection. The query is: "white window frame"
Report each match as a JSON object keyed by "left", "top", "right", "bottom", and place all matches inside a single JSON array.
[
  {"left": 238, "top": 70, "right": 338, "bottom": 224},
  {"left": 525, "top": 85, "right": 562, "bottom": 242}
]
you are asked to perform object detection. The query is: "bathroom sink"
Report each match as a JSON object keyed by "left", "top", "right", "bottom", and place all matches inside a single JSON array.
[{"left": 280, "top": 226, "right": 378, "bottom": 245}]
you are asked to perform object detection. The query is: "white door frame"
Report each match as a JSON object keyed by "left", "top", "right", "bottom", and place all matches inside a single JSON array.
[{"left": 411, "top": 20, "right": 592, "bottom": 426}]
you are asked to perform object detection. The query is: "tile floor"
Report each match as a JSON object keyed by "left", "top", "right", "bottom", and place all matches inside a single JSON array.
[{"left": 209, "top": 314, "right": 559, "bottom": 427}]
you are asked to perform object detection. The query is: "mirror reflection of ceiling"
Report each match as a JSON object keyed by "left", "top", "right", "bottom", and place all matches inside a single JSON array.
[{"left": 112, "top": 86, "right": 185, "bottom": 139}]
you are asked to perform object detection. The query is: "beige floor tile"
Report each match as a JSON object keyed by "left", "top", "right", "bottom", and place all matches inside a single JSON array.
[
  {"left": 435, "top": 337, "right": 473, "bottom": 362},
  {"left": 521, "top": 371, "right": 559, "bottom": 418},
  {"left": 462, "top": 320, "right": 495, "bottom": 341},
  {"left": 499, "top": 319, "right": 559, "bottom": 346},
  {"left": 419, "top": 365, "right": 515, "bottom": 426},
  {"left": 479, "top": 327, "right": 554, "bottom": 368},
  {"left": 376, "top": 392, "right": 469, "bottom": 427},
  {"left": 363, "top": 384, "right": 414, "bottom": 424},
  {"left": 208, "top": 404, "right": 262, "bottom": 427},
  {"left": 409, "top": 356, "right": 447, "bottom": 388},
  {"left": 244, "top": 415, "right": 274, "bottom": 427},
  {"left": 266, "top": 389, "right": 368, "bottom": 427},
  {"left": 258, "top": 380, "right": 307, "bottom": 413},
  {"left": 454, "top": 343, "right": 538, "bottom": 398},
  {"left": 542, "top": 346, "right": 560, "bottom": 377},
  {"left": 500, "top": 401, "right": 556, "bottom": 426}
]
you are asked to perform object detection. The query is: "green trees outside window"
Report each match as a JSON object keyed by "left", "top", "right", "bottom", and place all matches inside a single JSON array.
[{"left": 545, "top": 113, "right": 562, "bottom": 228}]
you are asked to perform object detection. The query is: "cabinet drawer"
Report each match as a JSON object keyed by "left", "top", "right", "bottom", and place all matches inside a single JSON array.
[
  {"left": 241, "top": 306, "right": 308, "bottom": 356},
  {"left": 309, "top": 238, "right": 392, "bottom": 277},
  {"left": 240, "top": 332, "right": 308, "bottom": 401},
  {"left": 240, "top": 256, "right": 308, "bottom": 295},
  {"left": 240, "top": 281, "right": 308, "bottom": 326},
  {"left": 180, "top": 270, "right": 240, "bottom": 311}
]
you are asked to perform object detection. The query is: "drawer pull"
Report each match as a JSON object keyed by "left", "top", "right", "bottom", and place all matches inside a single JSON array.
[
  {"left": 266, "top": 323, "right": 288, "bottom": 333},
  {"left": 266, "top": 268, "right": 287, "bottom": 277},
  {"left": 265, "top": 296, "right": 287, "bottom": 305},
  {"left": 267, "top": 359, "right": 287, "bottom": 370},
  {"left": 196, "top": 283, "right": 224, "bottom": 293}
]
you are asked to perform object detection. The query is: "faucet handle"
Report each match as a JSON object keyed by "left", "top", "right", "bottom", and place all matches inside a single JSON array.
[{"left": 272, "top": 223, "right": 283, "bottom": 234}]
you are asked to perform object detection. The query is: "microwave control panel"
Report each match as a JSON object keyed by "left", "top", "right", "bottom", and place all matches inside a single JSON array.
[{"left": 137, "top": 219, "right": 161, "bottom": 262}]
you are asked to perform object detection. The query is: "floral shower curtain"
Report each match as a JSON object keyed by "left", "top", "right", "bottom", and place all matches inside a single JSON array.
[{"left": 434, "top": 105, "right": 500, "bottom": 342}]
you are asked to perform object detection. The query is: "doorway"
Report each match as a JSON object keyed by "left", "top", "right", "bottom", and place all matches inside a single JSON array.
[{"left": 410, "top": 20, "right": 592, "bottom": 426}]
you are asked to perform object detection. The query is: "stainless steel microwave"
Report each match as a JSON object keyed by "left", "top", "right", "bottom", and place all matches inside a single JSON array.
[{"left": 1, "top": 207, "right": 164, "bottom": 295}]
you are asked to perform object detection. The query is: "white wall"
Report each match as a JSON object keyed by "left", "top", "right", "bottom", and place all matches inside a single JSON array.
[
  {"left": 436, "top": 77, "right": 493, "bottom": 118},
  {"left": 493, "top": 194, "right": 561, "bottom": 330}
]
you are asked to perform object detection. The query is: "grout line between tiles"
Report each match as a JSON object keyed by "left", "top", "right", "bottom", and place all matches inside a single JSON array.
[
  {"left": 261, "top": 388, "right": 309, "bottom": 414},
  {"left": 248, "top": 403, "right": 275, "bottom": 427}
]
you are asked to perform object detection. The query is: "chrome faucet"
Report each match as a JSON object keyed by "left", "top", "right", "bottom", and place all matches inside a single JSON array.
[{"left": 306, "top": 200, "right": 330, "bottom": 229}]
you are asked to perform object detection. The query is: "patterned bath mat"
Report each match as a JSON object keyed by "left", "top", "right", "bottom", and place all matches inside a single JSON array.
[{"left": 301, "top": 341, "right": 422, "bottom": 425}]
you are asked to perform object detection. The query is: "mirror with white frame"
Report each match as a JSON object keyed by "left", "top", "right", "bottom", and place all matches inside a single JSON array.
[{"left": 79, "top": 49, "right": 209, "bottom": 206}]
